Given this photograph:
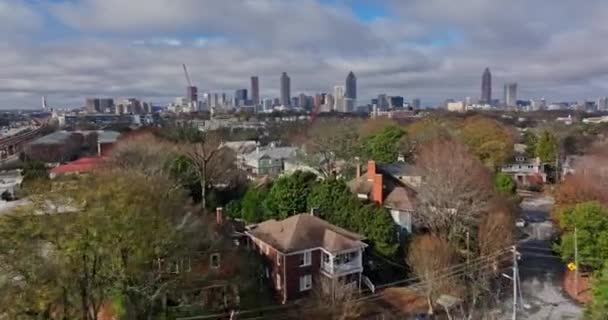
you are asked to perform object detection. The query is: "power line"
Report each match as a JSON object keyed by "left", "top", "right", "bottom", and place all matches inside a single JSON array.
[
  {"left": 266, "top": 253, "right": 514, "bottom": 318},
  {"left": 242, "top": 261, "right": 515, "bottom": 320},
  {"left": 176, "top": 246, "right": 515, "bottom": 320}
]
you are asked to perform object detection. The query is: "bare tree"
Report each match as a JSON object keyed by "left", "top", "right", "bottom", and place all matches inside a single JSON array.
[
  {"left": 479, "top": 199, "right": 516, "bottom": 259},
  {"left": 179, "top": 131, "right": 238, "bottom": 210},
  {"left": 299, "top": 118, "right": 361, "bottom": 177},
  {"left": 107, "top": 132, "right": 176, "bottom": 177},
  {"left": 414, "top": 138, "right": 494, "bottom": 243},
  {"left": 407, "top": 234, "right": 459, "bottom": 315}
]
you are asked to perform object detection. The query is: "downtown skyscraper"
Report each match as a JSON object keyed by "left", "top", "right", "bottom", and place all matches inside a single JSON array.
[
  {"left": 280, "top": 72, "right": 291, "bottom": 107},
  {"left": 345, "top": 71, "right": 357, "bottom": 112},
  {"left": 251, "top": 76, "right": 259, "bottom": 106},
  {"left": 334, "top": 85, "right": 345, "bottom": 112},
  {"left": 504, "top": 82, "right": 517, "bottom": 107},
  {"left": 481, "top": 67, "right": 492, "bottom": 104}
]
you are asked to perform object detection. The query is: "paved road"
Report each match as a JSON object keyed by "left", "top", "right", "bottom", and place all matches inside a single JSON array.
[{"left": 502, "top": 195, "right": 582, "bottom": 319}]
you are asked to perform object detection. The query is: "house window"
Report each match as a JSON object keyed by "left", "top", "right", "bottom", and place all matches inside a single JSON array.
[
  {"left": 265, "top": 267, "right": 269, "bottom": 278},
  {"left": 276, "top": 274, "right": 282, "bottom": 290},
  {"left": 170, "top": 261, "right": 180, "bottom": 274},
  {"left": 300, "top": 251, "right": 311, "bottom": 267},
  {"left": 299, "top": 275, "right": 312, "bottom": 292},
  {"left": 210, "top": 253, "right": 221, "bottom": 269},
  {"left": 184, "top": 257, "right": 192, "bottom": 272},
  {"left": 277, "top": 253, "right": 281, "bottom": 266},
  {"left": 265, "top": 244, "right": 270, "bottom": 255}
]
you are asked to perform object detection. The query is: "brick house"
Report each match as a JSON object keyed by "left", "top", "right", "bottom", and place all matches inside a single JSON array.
[
  {"left": 348, "top": 160, "right": 418, "bottom": 235},
  {"left": 245, "top": 214, "right": 367, "bottom": 304},
  {"left": 160, "top": 208, "right": 259, "bottom": 314}
]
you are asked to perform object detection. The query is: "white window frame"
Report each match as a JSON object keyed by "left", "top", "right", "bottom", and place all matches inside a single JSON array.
[
  {"left": 210, "top": 253, "right": 221, "bottom": 269},
  {"left": 300, "top": 251, "right": 311, "bottom": 267},
  {"left": 299, "top": 274, "right": 312, "bottom": 292},
  {"left": 276, "top": 274, "right": 282, "bottom": 290},
  {"left": 277, "top": 253, "right": 281, "bottom": 266}
]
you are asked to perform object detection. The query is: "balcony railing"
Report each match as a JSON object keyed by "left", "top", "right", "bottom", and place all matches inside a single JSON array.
[{"left": 321, "top": 260, "right": 361, "bottom": 275}]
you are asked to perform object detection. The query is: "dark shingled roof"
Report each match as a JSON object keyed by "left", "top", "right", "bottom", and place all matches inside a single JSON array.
[{"left": 246, "top": 214, "right": 366, "bottom": 254}]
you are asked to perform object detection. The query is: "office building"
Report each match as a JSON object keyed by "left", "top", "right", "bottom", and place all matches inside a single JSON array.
[
  {"left": 377, "top": 94, "right": 389, "bottom": 110},
  {"left": 345, "top": 71, "right": 357, "bottom": 112},
  {"left": 325, "top": 94, "right": 334, "bottom": 112},
  {"left": 598, "top": 97, "right": 608, "bottom": 111},
  {"left": 299, "top": 93, "right": 308, "bottom": 109},
  {"left": 280, "top": 72, "right": 291, "bottom": 107},
  {"left": 345, "top": 71, "right": 357, "bottom": 100},
  {"left": 314, "top": 94, "right": 323, "bottom": 109},
  {"left": 412, "top": 98, "right": 421, "bottom": 109},
  {"left": 447, "top": 101, "right": 466, "bottom": 112},
  {"left": 481, "top": 68, "right": 492, "bottom": 104},
  {"left": 334, "top": 85, "right": 345, "bottom": 112},
  {"left": 389, "top": 96, "right": 404, "bottom": 108},
  {"left": 291, "top": 97, "right": 299, "bottom": 108},
  {"left": 263, "top": 98, "right": 273, "bottom": 111},
  {"left": 210, "top": 93, "right": 219, "bottom": 108},
  {"left": 504, "top": 83, "right": 517, "bottom": 107},
  {"left": 234, "top": 89, "right": 247, "bottom": 101},
  {"left": 98, "top": 99, "right": 114, "bottom": 112},
  {"left": 187, "top": 86, "right": 198, "bottom": 103},
  {"left": 251, "top": 76, "right": 260, "bottom": 106},
  {"left": 530, "top": 99, "right": 546, "bottom": 111},
  {"left": 85, "top": 98, "right": 100, "bottom": 113}
]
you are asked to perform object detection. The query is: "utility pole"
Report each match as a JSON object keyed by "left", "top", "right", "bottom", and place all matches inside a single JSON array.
[
  {"left": 574, "top": 227, "right": 579, "bottom": 297},
  {"left": 466, "top": 231, "right": 470, "bottom": 265},
  {"left": 512, "top": 246, "right": 519, "bottom": 320}
]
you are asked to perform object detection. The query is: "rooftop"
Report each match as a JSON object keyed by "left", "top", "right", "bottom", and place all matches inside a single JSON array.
[
  {"left": 96, "top": 131, "right": 121, "bottom": 144},
  {"left": 377, "top": 162, "right": 419, "bottom": 178},
  {"left": 243, "top": 146, "right": 297, "bottom": 161},
  {"left": 30, "top": 131, "right": 73, "bottom": 145},
  {"left": 50, "top": 157, "right": 105, "bottom": 176},
  {"left": 247, "top": 214, "right": 366, "bottom": 254}
]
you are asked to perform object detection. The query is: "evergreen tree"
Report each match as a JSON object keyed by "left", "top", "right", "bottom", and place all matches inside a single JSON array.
[
  {"left": 494, "top": 172, "right": 517, "bottom": 196},
  {"left": 587, "top": 262, "right": 608, "bottom": 319},
  {"left": 263, "top": 171, "right": 317, "bottom": 219},
  {"left": 557, "top": 201, "right": 608, "bottom": 270},
  {"left": 360, "top": 126, "right": 405, "bottom": 163},
  {"left": 535, "top": 130, "right": 558, "bottom": 163}
]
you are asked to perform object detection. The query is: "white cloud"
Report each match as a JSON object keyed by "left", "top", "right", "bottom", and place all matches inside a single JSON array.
[
  {"left": 0, "top": 0, "right": 41, "bottom": 34},
  {"left": 1, "top": 0, "right": 608, "bottom": 108}
]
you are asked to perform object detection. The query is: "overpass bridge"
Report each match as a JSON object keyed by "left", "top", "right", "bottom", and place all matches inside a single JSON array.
[{"left": 0, "top": 121, "right": 50, "bottom": 159}]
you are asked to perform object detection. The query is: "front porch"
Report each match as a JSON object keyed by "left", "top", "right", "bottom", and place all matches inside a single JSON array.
[{"left": 320, "top": 248, "right": 363, "bottom": 277}]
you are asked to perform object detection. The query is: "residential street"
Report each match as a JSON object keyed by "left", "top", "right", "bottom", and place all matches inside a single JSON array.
[{"left": 502, "top": 194, "right": 583, "bottom": 319}]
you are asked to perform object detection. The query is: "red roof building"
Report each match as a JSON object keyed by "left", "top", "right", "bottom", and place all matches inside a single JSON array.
[{"left": 49, "top": 157, "right": 105, "bottom": 179}]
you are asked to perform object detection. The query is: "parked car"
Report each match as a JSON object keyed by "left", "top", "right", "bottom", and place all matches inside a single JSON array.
[{"left": 515, "top": 218, "right": 527, "bottom": 228}]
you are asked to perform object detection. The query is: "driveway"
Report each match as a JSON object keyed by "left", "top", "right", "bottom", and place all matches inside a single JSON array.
[{"left": 501, "top": 194, "right": 583, "bottom": 319}]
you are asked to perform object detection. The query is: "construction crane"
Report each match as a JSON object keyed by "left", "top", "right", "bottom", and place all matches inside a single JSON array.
[{"left": 182, "top": 64, "right": 192, "bottom": 87}]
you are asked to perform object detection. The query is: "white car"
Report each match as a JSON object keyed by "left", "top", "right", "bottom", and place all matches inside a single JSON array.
[{"left": 515, "top": 218, "right": 526, "bottom": 228}]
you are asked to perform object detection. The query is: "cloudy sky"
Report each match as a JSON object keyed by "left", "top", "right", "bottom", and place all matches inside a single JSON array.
[{"left": 1, "top": 0, "right": 608, "bottom": 109}]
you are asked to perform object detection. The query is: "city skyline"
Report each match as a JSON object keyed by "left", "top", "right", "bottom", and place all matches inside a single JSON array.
[{"left": 1, "top": 0, "right": 608, "bottom": 108}]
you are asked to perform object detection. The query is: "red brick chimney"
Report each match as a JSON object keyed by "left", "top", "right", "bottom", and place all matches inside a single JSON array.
[
  {"left": 216, "top": 207, "right": 224, "bottom": 225},
  {"left": 367, "top": 160, "right": 376, "bottom": 181},
  {"left": 372, "top": 173, "right": 383, "bottom": 204}
]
